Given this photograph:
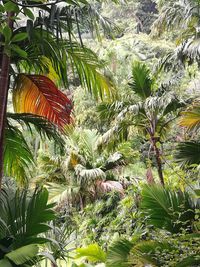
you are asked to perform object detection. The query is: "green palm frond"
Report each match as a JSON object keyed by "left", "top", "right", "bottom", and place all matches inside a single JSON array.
[
  {"left": 79, "top": 129, "right": 100, "bottom": 162},
  {"left": 66, "top": 41, "right": 116, "bottom": 100},
  {"left": 141, "top": 184, "right": 195, "bottom": 233},
  {"left": 4, "top": 244, "right": 39, "bottom": 266},
  {"left": 180, "top": 105, "right": 200, "bottom": 132},
  {"left": 129, "top": 61, "right": 153, "bottom": 100},
  {"left": 7, "top": 113, "right": 64, "bottom": 147},
  {"left": 177, "top": 38, "right": 200, "bottom": 63},
  {"left": 17, "top": 29, "right": 116, "bottom": 100},
  {"left": 106, "top": 239, "right": 133, "bottom": 267},
  {"left": 76, "top": 243, "right": 106, "bottom": 263},
  {"left": 175, "top": 141, "right": 200, "bottom": 167},
  {"left": 4, "top": 125, "right": 34, "bottom": 185},
  {"left": 97, "top": 101, "right": 128, "bottom": 122}
]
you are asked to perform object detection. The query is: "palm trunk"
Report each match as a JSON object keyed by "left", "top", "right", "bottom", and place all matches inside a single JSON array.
[
  {"left": 151, "top": 137, "right": 165, "bottom": 186},
  {"left": 0, "top": 12, "right": 14, "bottom": 189}
]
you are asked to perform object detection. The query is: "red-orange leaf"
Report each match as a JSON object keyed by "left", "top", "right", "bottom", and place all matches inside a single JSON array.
[{"left": 13, "top": 74, "right": 73, "bottom": 129}]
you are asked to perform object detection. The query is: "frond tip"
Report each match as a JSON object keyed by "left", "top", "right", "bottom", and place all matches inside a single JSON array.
[{"left": 13, "top": 74, "right": 73, "bottom": 130}]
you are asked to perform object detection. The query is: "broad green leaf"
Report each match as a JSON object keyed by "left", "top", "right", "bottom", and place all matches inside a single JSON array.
[
  {"left": 2, "top": 25, "right": 12, "bottom": 42},
  {"left": 23, "top": 7, "right": 35, "bottom": 20},
  {"left": 4, "top": 1, "right": 19, "bottom": 12},
  {"left": 12, "top": 32, "right": 28, "bottom": 42},
  {"left": 11, "top": 44, "right": 27, "bottom": 57},
  {"left": 0, "top": 4, "right": 5, "bottom": 12}
]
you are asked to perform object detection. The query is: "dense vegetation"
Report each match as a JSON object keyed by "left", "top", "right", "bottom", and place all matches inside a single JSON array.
[{"left": 0, "top": 0, "right": 200, "bottom": 266}]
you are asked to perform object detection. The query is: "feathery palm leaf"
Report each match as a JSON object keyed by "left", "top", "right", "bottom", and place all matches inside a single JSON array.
[
  {"left": 129, "top": 61, "right": 153, "bottom": 99},
  {"left": 141, "top": 184, "right": 195, "bottom": 233},
  {"left": 180, "top": 105, "right": 200, "bottom": 132},
  {"left": 17, "top": 29, "right": 116, "bottom": 101},
  {"left": 4, "top": 125, "right": 34, "bottom": 185},
  {"left": 7, "top": 113, "right": 64, "bottom": 147},
  {"left": 66, "top": 42, "right": 116, "bottom": 100},
  {"left": 13, "top": 74, "right": 73, "bottom": 129}
]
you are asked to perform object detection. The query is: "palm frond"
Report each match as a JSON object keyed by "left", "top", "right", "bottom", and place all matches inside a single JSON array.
[
  {"left": 0, "top": 188, "right": 55, "bottom": 265},
  {"left": 76, "top": 243, "right": 106, "bottom": 263},
  {"left": 5, "top": 244, "right": 39, "bottom": 265},
  {"left": 106, "top": 239, "right": 133, "bottom": 267},
  {"left": 129, "top": 61, "right": 153, "bottom": 100},
  {"left": 7, "top": 113, "right": 64, "bottom": 147},
  {"left": 13, "top": 74, "right": 72, "bottom": 130},
  {"left": 97, "top": 101, "right": 128, "bottom": 122},
  {"left": 66, "top": 41, "right": 117, "bottom": 101},
  {"left": 152, "top": 1, "right": 187, "bottom": 36},
  {"left": 75, "top": 164, "right": 106, "bottom": 185},
  {"left": 175, "top": 141, "right": 200, "bottom": 167},
  {"left": 4, "top": 125, "right": 34, "bottom": 185},
  {"left": 141, "top": 184, "right": 195, "bottom": 233},
  {"left": 180, "top": 104, "right": 200, "bottom": 132}
]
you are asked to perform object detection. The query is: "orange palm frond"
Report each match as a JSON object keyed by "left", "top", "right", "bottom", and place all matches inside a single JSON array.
[{"left": 13, "top": 74, "right": 73, "bottom": 129}]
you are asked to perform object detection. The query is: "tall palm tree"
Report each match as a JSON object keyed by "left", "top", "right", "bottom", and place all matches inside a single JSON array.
[
  {"left": 0, "top": 0, "right": 118, "bottom": 187},
  {"left": 98, "top": 61, "right": 185, "bottom": 186}
]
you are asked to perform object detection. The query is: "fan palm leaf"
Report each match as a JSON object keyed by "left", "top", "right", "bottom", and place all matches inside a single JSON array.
[
  {"left": 106, "top": 239, "right": 133, "bottom": 267},
  {"left": 13, "top": 74, "right": 73, "bottom": 129},
  {"left": 0, "top": 187, "right": 55, "bottom": 266},
  {"left": 175, "top": 141, "right": 200, "bottom": 166},
  {"left": 66, "top": 41, "right": 116, "bottom": 100},
  {"left": 141, "top": 184, "right": 195, "bottom": 233}
]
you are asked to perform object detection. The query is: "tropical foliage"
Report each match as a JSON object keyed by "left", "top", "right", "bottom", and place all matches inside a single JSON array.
[{"left": 1, "top": 1, "right": 200, "bottom": 267}]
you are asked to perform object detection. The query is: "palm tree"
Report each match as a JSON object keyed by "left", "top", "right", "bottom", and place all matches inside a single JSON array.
[
  {"left": 98, "top": 61, "right": 185, "bottom": 186},
  {"left": 35, "top": 127, "right": 126, "bottom": 209},
  {"left": 0, "top": 0, "right": 118, "bottom": 187}
]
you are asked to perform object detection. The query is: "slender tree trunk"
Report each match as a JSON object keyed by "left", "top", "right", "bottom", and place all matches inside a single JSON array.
[
  {"left": 151, "top": 137, "right": 165, "bottom": 186},
  {"left": 0, "top": 12, "right": 14, "bottom": 189},
  {"left": 51, "top": 262, "right": 57, "bottom": 267}
]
